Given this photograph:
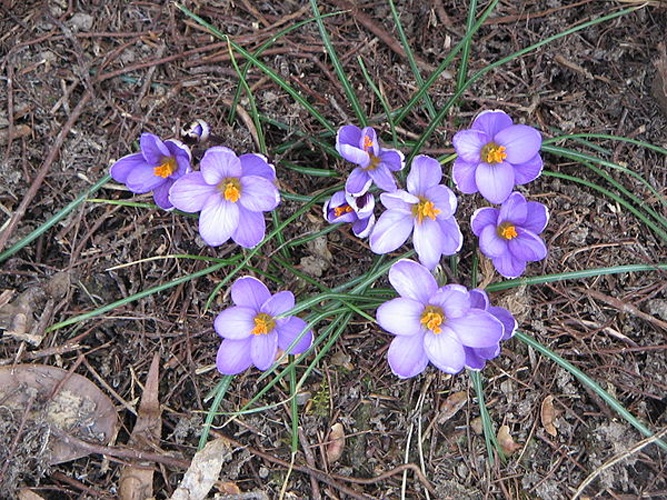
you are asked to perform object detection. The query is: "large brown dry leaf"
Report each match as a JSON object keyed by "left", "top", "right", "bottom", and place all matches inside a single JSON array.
[
  {"left": 0, "top": 364, "right": 118, "bottom": 464},
  {"left": 119, "top": 353, "right": 163, "bottom": 500}
]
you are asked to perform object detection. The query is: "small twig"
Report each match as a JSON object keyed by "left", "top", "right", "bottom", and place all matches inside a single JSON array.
[{"left": 298, "top": 428, "right": 322, "bottom": 500}]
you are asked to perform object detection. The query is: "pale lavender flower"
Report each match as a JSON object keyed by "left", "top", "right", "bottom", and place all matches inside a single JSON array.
[
  {"left": 463, "top": 289, "right": 517, "bottom": 370},
  {"left": 214, "top": 276, "right": 313, "bottom": 375},
  {"left": 110, "top": 132, "right": 192, "bottom": 210},
  {"left": 168, "top": 147, "right": 280, "bottom": 248},
  {"left": 369, "top": 155, "right": 463, "bottom": 270},
  {"left": 452, "top": 110, "right": 543, "bottom": 204},
  {"left": 336, "top": 125, "right": 404, "bottom": 195},
  {"left": 323, "top": 190, "right": 375, "bottom": 238},
  {"left": 376, "top": 260, "right": 505, "bottom": 378},
  {"left": 471, "top": 191, "right": 549, "bottom": 278}
]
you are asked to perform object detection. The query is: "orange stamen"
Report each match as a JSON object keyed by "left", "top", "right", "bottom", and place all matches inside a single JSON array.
[{"left": 153, "top": 157, "right": 177, "bottom": 178}]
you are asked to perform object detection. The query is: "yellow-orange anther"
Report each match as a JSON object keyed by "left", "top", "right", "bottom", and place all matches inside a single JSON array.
[
  {"left": 363, "top": 135, "right": 374, "bottom": 151},
  {"left": 420, "top": 306, "right": 445, "bottom": 334},
  {"left": 251, "top": 313, "right": 275, "bottom": 336},
  {"left": 221, "top": 179, "right": 241, "bottom": 202},
  {"left": 499, "top": 223, "right": 518, "bottom": 240},
  {"left": 482, "top": 143, "right": 507, "bottom": 164},
  {"left": 153, "top": 157, "right": 177, "bottom": 178},
  {"left": 334, "top": 205, "right": 354, "bottom": 217},
  {"left": 414, "top": 199, "right": 441, "bottom": 224}
]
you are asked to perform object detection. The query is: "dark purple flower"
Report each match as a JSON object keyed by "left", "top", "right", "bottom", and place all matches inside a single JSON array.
[
  {"left": 323, "top": 190, "right": 375, "bottom": 238},
  {"left": 369, "top": 155, "right": 462, "bottom": 270},
  {"left": 463, "top": 289, "right": 517, "bottom": 370},
  {"left": 471, "top": 191, "right": 549, "bottom": 278},
  {"left": 336, "top": 125, "right": 404, "bottom": 195},
  {"left": 110, "top": 132, "right": 192, "bottom": 210},
  {"left": 376, "top": 260, "right": 505, "bottom": 378},
  {"left": 214, "top": 276, "right": 313, "bottom": 375},
  {"left": 452, "top": 110, "right": 543, "bottom": 204},
  {"left": 168, "top": 147, "right": 280, "bottom": 248}
]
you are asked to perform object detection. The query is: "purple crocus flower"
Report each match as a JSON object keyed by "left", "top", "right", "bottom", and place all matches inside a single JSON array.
[
  {"left": 323, "top": 190, "right": 375, "bottom": 238},
  {"left": 376, "top": 260, "right": 505, "bottom": 378},
  {"left": 471, "top": 191, "right": 549, "bottom": 278},
  {"left": 168, "top": 146, "right": 280, "bottom": 248},
  {"left": 464, "top": 289, "right": 517, "bottom": 370},
  {"left": 369, "top": 154, "right": 463, "bottom": 270},
  {"left": 452, "top": 110, "right": 543, "bottom": 204},
  {"left": 214, "top": 276, "right": 313, "bottom": 375},
  {"left": 336, "top": 125, "right": 404, "bottom": 195},
  {"left": 110, "top": 132, "right": 192, "bottom": 210}
]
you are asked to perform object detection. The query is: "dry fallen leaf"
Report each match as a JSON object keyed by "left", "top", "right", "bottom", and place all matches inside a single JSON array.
[
  {"left": 497, "top": 425, "right": 522, "bottom": 456},
  {"left": 0, "top": 364, "right": 118, "bottom": 465},
  {"left": 119, "top": 353, "right": 162, "bottom": 500},
  {"left": 438, "top": 391, "right": 467, "bottom": 423},
  {"left": 169, "top": 437, "right": 232, "bottom": 500},
  {"left": 540, "top": 395, "right": 558, "bottom": 437},
  {"left": 326, "top": 422, "right": 346, "bottom": 463}
]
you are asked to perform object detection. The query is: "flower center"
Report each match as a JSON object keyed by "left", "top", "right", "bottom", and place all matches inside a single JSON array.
[
  {"left": 420, "top": 305, "right": 445, "bottom": 334},
  {"left": 498, "top": 222, "right": 518, "bottom": 240},
  {"left": 481, "top": 142, "right": 507, "bottom": 164},
  {"left": 334, "top": 204, "right": 354, "bottom": 217},
  {"left": 362, "top": 135, "right": 374, "bottom": 151},
  {"left": 251, "top": 313, "right": 275, "bottom": 336},
  {"left": 219, "top": 178, "right": 241, "bottom": 202},
  {"left": 413, "top": 199, "right": 441, "bottom": 224},
  {"left": 153, "top": 157, "right": 177, "bottom": 178}
]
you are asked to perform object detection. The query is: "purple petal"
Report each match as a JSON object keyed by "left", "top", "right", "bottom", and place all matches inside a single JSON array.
[
  {"left": 345, "top": 167, "right": 373, "bottom": 196},
  {"left": 496, "top": 125, "right": 542, "bottom": 164},
  {"left": 387, "top": 333, "right": 429, "bottom": 379},
  {"left": 475, "top": 162, "right": 515, "bottom": 204},
  {"left": 387, "top": 259, "right": 438, "bottom": 302},
  {"left": 152, "top": 180, "right": 174, "bottom": 210},
  {"left": 324, "top": 191, "right": 357, "bottom": 223},
  {"left": 169, "top": 172, "right": 218, "bottom": 213},
  {"left": 262, "top": 290, "right": 295, "bottom": 316},
  {"left": 478, "top": 224, "right": 508, "bottom": 258},
  {"left": 452, "top": 159, "right": 480, "bottom": 194},
  {"left": 239, "top": 153, "right": 276, "bottom": 181},
  {"left": 498, "top": 192, "right": 528, "bottom": 225},
  {"left": 378, "top": 148, "right": 405, "bottom": 172},
  {"left": 139, "top": 133, "right": 171, "bottom": 165},
  {"left": 469, "top": 289, "right": 490, "bottom": 310},
  {"left": 379, "top": 190, "right": 418, "bottom": 210},
  {"left": 199, "top": 197, "right": 239, "bottom": 246},
  {"left": 125, "top": 164, "right": 166, "bottom": 193},
  {"left": 338, "top": 144, "right": 371, "bottom": 168},
  {"left": 348, "top": 191, "right": 375, "bottom": 218},
  {"left": 276, "top": 316, "right": 312, "bottom": 354},
  {"left": 488, "top": 306, "right": 517, "bottom": 340},
  {"left": 165, "top": 139, "right": 192, "bottom": 178},
  {"left": 239, "top": 176, "right": 280, "bottom": 212},
  {"left": 523, "top": 201, "right": 549, "bottom": 233},
  {"left": 464, "top": 346, "right": 488, "bottom": 370},
  {"left": 369, "top": 209, "right": 414, "bottom": 254},
  {"left": 110, "top": 152, "right": 146, "bottom": 183},
  {"left": 352, "top": 214, "right": 375, "bottom": 238},
  {"left": 214, "top": 306, "right": 255, "bottom": 339},
  {"left": 427, "top": 185, "right": 457, "bottom": 219},
  {"left": 376, "top": 297, "right": 425, "bottom": 336},
  {"left": 431, "top": 286, "right": 470, "bottom": 319},
  {"left": 368, "top": 165, "right": 398, "bottom": 192},
  {"left": 514, "top": 153, "right": 543, "bottom": 184},
  {"left": 250, "top": 331, "right": 278, "bottom": 371},
  {"left": 472, "top": 110, "right": 513, "bottom": 137},
  {"left": 423, "top": 329, "right": 465, "bottom": 374},
  {"left": 470, "top": 207, "right": 499, "bottom": 237},
  {"left": 447, "top": 309, "right": 503, "bottom": 348},
  {"left": 413, "top": 219, "right": 445, "bottom": 270},
  {"left": 492, "top": 253, "right": 526, "bottom": 279},
  {"left": 509, "top": 230, "right": 548, "bottom": 261},
  {"left": 231, "top": 276, "right": 271, "bottom": 310},
  {"left": 336, "top": 125, "right": 362, "bottom": 149},
  {"left": 406, "top": 155, "right": 442, "bottom": 195},
  {"left": 217, "top": 338, "right": 253, "bottom": 375},
  {"left": 232, "top": 207, "right": 266, "bottom": 248},
  {"left": 435, "top": 217, "right": 463, "bottom": 255},
  {"left": 200, "top": 147, "right": 242, "bottom": 184},
  {"left": 360, "top": 127, "right": 379, "bottom": 156},
  {"left": 452, "top": 129, "right": 486, "bottom": 163}
]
